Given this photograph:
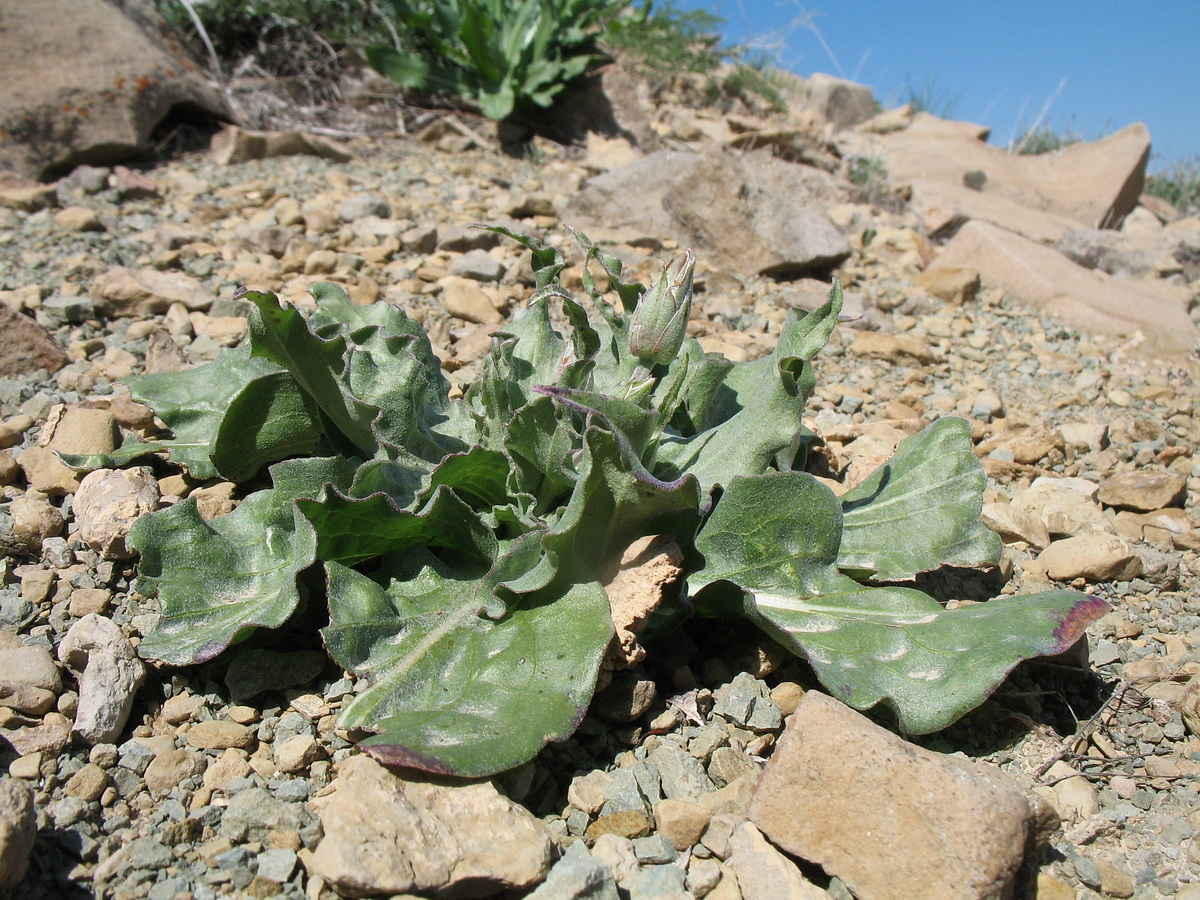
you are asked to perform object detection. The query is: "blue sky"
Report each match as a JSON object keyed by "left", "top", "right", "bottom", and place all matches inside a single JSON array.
[{"left": 675, "top": 1, "right": 1199, "bottom": 169}]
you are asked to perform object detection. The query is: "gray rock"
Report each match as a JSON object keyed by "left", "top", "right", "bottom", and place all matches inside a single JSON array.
[
  {"left": 256, "top": 847, "right": 297, "bottom": 883},
  {"left": 219, "top": 788, "right": 316, "bottom": 845},
  {"left": 224, "top": 648, "right": 326, "bottom": 701},
  {"left": 338, "top": 194, "right": 390, "bottom": 221},
  {"left": 525, "top": 842, "right": 620, "bottom": 900},
  {"left": 40, "top": 294, "right": 96, "bottom": 327},
  {"left": 624, "top": 862, "right": 689, "bottom": 899},
  {"left": 712, "top": 671, "right": 781, "bottom": 731},
  {"left": 448, "top": 249, "right": 505, "bottom": 282},
  {"left": 648, "top": 741, "right": 715, "bottom": 801},
  {"left": 58, "top": 614, "right": 146, "bottom": 744},
  {"left": 306, "top": 755, "right": 553, "bottom": 897},
  {"left": 632, "top": 834, "right": 679, "bottom": 864},
  {"left": 601, "top": 767, "right": 651, "bottom": 816},
  {"left": 124, "top": 836, "right": 172, "bottom": 870},
  {"left": 0, "top": 778, "right": 37, "bottom": 890}
]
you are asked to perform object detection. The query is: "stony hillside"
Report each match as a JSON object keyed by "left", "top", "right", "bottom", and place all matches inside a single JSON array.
[{"left": 1, "top": 7, "right": 1199, "bottom": 900}]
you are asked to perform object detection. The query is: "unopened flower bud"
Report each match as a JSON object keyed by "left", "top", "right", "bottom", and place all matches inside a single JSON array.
[{"left": 628, "top": 250, "right": 695, "bottom": 366}]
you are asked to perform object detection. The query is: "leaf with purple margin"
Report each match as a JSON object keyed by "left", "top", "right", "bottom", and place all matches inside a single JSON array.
[{"left": 691, "top": 471, "right": 1108, "bottom": 733}]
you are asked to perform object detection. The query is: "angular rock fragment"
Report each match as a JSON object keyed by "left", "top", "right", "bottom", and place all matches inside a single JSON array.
[
  {"left": 57, "top": 615, "right": 146, "bottom": 745},
  {"left": 306, "top": 754, "right": 553, "bottom": 898},
  {"left": 749, "top": 691, "right": 1057, "bottom": 900}
]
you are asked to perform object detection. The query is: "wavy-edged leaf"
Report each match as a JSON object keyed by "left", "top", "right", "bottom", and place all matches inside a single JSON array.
[
  {"left": 838, "top": 417, "right": 1002, "bottom": 581},
  {"left": 133, "top": 456, "right": 358, "bottom": 666},
  {"left": 212, "top": 371, "right": 322, "bottom": 482},
  {"left": 653, "top": 305, "right": 825, "bottom": 489},
  {"left": 299, "top": 484, "right": 495, "bottom": 569},
  {"left": 323, "top": 559, "right": 611, "bottom": 777},
  {"left": 244, "top": 289, "right": 380, "bottom": 456},
  {"left": 122, "top": 347, "right": 290, "bottom": 480},
  {"left": 547, "top": 426, "right": 703, "bottom": 574},
  {"left": 691, "top": 471, "right": 1108, "bottom": 734}
]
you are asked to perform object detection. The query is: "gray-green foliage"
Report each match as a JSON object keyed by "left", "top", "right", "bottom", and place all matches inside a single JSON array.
[
  {"left": 70, "top": 227, "right": 1107, "bottom": 777},
  {"left": 366, "top": 0, "right": 623, "bottom": 120}
]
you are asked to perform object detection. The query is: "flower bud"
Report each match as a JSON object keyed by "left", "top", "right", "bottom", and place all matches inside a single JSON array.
[{"left": 628, "top": 249, "right": 695, "bottom": 366}]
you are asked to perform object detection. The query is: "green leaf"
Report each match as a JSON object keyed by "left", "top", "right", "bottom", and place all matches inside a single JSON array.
[
  {"left": 212, "top": 371, "right": 322, "bottom": 482},
  {"left": 691, "top": 471, "right": 1108, "bottom": 734},
  {"left": 838, "top": 418, "right": 1002, "bottom": 581},
  {"left": 299, "top": 484, "right": 495, "bottom": 569},
  {"left": 133, "top": 456, "right": 358, "bottom": 666},
  {"left": 122, "top": 347, "right": 292, "bottom": 480},
  {"left": 653, "top": 308, "right": 821, "bottom": 489},
  {"left": 323, "top": 560, "right": 611, "bottom": 777},
  {"left": 244, "top": 289, "right": 380, "bottom": 457},
  {"left": 547, "top": 426, "right": 703, "bottom": 574}
]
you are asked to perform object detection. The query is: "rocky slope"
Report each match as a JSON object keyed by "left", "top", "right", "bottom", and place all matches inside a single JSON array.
[{"left": 0, "top": 61, "right": 1198, "bottom": 900}]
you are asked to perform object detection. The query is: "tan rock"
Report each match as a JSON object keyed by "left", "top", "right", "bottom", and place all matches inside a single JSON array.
[
  {"left": 1182, "top": 675, "right": 1200, "bottom": 738},
  {"left": 1011, "top": 478, "right": 1112, "bottom": 538},
  {"left": 0, "top": 712, "right": 72, "bottom": 757},
  {"left": 728, "top": 822, "right": 829, "bottom": 900},
  {"left": 89, "top": 267, "right": 213, "bottom": 317},
  {"left": 589, "top": 833, "right": 639, "bottom": 888},
  {"left": 911, "top": 265, "right": 981, "bottom": 304},
  {"left": 0, "top": 778, "right": 37, "bottom": 890},
  {"left": 53, "top": 207, "right": 103, "bottom": 232},
  {"left": 0, "top": 645, "right": 62, "bottom": 694},
  {"left": 0, "top": 305, "right": 69, "bottom": 377},
  {"left": 64, "top": 763, "right": 108, "bottom": 801},
  {"left": 0, "top": 0, "right": 232, "bottom": 180},
  {"left": 586, "top": 810, "right": 653, "bottom": 842},
  {"left": 1097, "top": 469, "right": 1187, "bottom": 511},
  {"left": 877, "top": 115, "right": 1149, "bottom": 235},
  {"left": 440, "top": 276, "right": 503, "bottom": 324},
  {"left": 1036, "top": 534, "right": 1142, "bottom": 582},
  {"left": 73, "top": 467, "right": 159, "bottom": 559},
  {"left": 58, "top": 615, "right": 145, "bottom": 745},
  {"left": 1044, "top": 760, "right": 1099, "bottom": 822},
  {"left": 202, "top": 749, "right": 251, "bottom": 790},
  {"left": 186, "top": 720, "right": 255, "bottom": 751},
  {"left": 926, "top": 220, "right": 1199, "bottom": 360},
  {"left": 846, "top": 331, "right": 935, "bottom": 363},
  {"left": 653, "top": 797, "right": 713, "bottom": 851},
  {"left": 981, "top": 501, "right": 1050, "bottom": 548},
  {"left": 210, "top": 125, "right": 353, "bottom": 165},
  {"left": 306, "top": 754, "right": 553, "bottom": 897},
  {"left": 980, "top": 425, "right": 1064, "bottom": 466},
  {"left": 274, "top": 734, "right": 324, "bottom": 774},
  {"left": 8, "top": 497, "right": 65, "bottom": 552},
  {"left": 144, "top": 748, "right": 206, "bottom": 794},
  {"left": 749, "top": 691, "right": 1056, "bottom": 900}
]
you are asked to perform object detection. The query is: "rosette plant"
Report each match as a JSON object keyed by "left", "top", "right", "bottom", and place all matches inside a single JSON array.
[{"left": 72, "top": 227, "right": 1106, "bottom": 777}]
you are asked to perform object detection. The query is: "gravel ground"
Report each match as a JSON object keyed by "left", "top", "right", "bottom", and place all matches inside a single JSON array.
[{"left": 0, "top": 132, "right": 1198, "bottom": 900}]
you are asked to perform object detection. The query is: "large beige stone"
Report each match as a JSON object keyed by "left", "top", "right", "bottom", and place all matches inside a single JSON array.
[
  {"left": 564, "top": 145, "right": 849, "bottom": 279},
  {"left": 749, "top": 691, "right": 1057, "bottom": 900},
  {"left": 0, "top": 0, "right": 232, "bottom": 181},
  {"left": 305, "top": 754, "right": 553, "bottom": 898},
  {"left": 926, "top": 220, "right": 1199, "bottom": 360},
  {"left": 875, "top": 115, "right": 1149, "bottom": 237}
]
